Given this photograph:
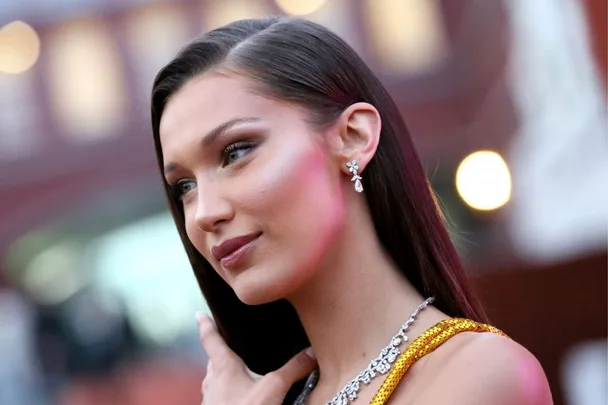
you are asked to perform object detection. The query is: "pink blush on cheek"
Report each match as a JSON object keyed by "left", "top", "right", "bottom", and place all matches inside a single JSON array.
[
  {"left": 246, "top": 139, "right": 344, "bottom": 269},
  {"left": 246, "top": 142, "right": 334, "bottom": 216}
]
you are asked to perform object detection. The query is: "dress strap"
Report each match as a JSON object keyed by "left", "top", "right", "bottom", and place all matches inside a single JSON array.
[{"left": 370, "top": 318, "right": 508, "bottom": 405}]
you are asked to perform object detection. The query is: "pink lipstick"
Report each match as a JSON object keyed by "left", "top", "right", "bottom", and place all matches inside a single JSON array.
[{"left": 211, "top": 231, "right": 261, "bottom": 269}]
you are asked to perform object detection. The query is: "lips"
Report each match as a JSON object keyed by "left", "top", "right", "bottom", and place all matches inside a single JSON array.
[{"left": 211, "top": 231, "right": 262, "bottom": 261}]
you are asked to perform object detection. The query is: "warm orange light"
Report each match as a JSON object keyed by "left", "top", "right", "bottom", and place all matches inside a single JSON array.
[
  {"left": 275, "top": 0, "right": 327, "bottom": 16},
  {"left": 365, "top": 0, "right": 447, "bottom": 73},
  {"left": 48, "top": 19, "right": 126, "bottom": 140},
  {"left": 0, "top": 21, "right": 40, "bottom": 74},
  {"left": 204, "top": 0, "right": 269, "bottom": 29},
  {"left": 456, "top": 151, "right": 512, "bottom": 211}
]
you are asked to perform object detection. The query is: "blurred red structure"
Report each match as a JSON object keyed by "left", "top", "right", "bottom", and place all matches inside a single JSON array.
[
  {"left": 584, "top": 0, "right": 607, "bottom": 89},
  {"left": 57, "top": 358, "right": 205, "bottom": 405},
  {"left": 475, "top": 252, "right": 607, "bottom": 405}
]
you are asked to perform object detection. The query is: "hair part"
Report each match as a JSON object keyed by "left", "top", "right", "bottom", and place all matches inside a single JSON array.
[{"left": 151, "top": 16, "right": 487, "bottom": 403}]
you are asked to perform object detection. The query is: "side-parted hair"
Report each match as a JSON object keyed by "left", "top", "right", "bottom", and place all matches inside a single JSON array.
[{"left": 151, "top": 16, "right": 487, "bottom": 403}]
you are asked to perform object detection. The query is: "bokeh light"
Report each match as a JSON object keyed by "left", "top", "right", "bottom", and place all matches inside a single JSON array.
[
  {"left": 0, "top": 21, "right": 40, "bottom": 74},
  {"left": 126, "top": 3, "right": 190, "bottom": 103},
  {"left": 21, "top": 241, "right": 85, "bottom": 305},
  {"left": 204, "top": 0, "right": 269, "bottom": 30},
  {"left": 365, "top": 0, "right": 446, "bottom": 73},
  {"left": 456, "top": 151, "right": 512, "bottom": 211},
  {"left": 48, "top": 18, "right": 126, "bottom": 141},
  {"left": 275, "top": 0, "right": 327, "bottom": 16}
]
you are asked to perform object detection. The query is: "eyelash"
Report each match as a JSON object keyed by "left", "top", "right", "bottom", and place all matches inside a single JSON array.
[
  {"left": 221, "top": 141, "right": 256, "bottom": 167},
  {"left": 168, "top": 140, "right": 257, "bottom": 200}
]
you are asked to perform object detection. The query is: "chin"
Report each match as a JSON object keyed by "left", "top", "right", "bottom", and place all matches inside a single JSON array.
[
  {"left": 230, "top": 267, "right": 298, "bottom": 306},
  {"left": 234, "top": 286, "right": 285, "bottom": 306}
]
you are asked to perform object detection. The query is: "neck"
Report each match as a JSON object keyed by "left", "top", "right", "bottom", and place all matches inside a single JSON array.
[{"left": 287, "top": 202, "right": 448, "bottom": 394}]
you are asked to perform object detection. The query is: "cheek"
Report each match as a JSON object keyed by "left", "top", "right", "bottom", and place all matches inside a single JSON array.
[
  {"left": 179, "top": 138, "right": 345, "bottom": 302},
  {"left": 250, "top": 141, "right": 345, "bottom": 268},
  {"left": 181, "top": 198, "right": 217, "bottom": 268},
  {"left": 183, "top": 209, "right": 210, "bottom": 261}
]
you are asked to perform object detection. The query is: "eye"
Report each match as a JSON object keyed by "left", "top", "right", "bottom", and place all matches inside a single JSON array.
[
  {"left": 169, "top": 179, "right": 196, "bottom": 200},
  {"left": 222, "top": 141, "right": 255, "bottom": 167}
]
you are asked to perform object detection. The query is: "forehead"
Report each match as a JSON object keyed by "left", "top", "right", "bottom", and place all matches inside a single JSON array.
[{"left": 160, "top": 73, "right": 287, "bottom": 147}]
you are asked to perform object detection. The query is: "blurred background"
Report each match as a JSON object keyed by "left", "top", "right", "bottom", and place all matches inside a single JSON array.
[{"left": 0, "top": 0, "right": 606, "bottom": 404}]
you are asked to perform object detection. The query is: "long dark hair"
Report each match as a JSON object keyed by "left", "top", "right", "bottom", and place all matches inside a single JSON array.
[{"left": 151, "top": 16, "right": 487, "bottom": 402}]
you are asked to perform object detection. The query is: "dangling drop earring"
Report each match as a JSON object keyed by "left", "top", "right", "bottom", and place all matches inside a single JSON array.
[{"left": 347, "top": 159, "right": 363, "bottom": 193}]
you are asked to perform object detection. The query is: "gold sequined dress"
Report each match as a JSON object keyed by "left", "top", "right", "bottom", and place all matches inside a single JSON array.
[{"left": 369, "top": 318, "right": 508, "bottom": 405}]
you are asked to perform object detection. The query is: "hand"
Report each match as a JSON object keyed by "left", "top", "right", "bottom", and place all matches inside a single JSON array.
[{"left": 197, "top": 313, "right": 317, "bottom": 405}]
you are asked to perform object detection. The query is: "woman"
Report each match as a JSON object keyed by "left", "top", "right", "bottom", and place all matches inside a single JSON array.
[{"left": 151, "top": 17, "right": 552, "bottom": 405}]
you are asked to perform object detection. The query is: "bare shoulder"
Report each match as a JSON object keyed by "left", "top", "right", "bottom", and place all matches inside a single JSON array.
[
  {"left": 392, "top": 332, "right": 553, "bottom": 405},
  {"left": 448, "top": 332, "right": 553, "bottom": 405}
]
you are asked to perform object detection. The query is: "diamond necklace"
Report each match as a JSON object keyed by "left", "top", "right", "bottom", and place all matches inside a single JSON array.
[{"left": 293, "top": 297, "right": 435, "bottom": 405}]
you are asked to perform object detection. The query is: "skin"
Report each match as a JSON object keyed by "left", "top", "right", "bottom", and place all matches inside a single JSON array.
[
  {"left": 161, "top": 72, "right": 348, "bottom": 307},
  {"left": 160, "top": 71, "right": 553, "bottom": 405}
]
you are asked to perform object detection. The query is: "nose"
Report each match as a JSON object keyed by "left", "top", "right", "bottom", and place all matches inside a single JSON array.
[{"left": 194, "top": 183, "right": 234, "bottom": 233}]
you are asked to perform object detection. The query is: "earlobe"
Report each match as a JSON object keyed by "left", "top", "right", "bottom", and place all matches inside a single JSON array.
[{"left": 334, "top": 102, "right": 381, "bottom": 174}]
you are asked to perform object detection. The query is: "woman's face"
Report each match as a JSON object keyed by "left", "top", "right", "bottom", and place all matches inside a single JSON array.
[{"left": 160, "top": 73, "right": 346, "bottom": 305}]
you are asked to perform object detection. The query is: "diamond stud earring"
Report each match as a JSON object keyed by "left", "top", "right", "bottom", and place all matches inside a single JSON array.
[{"left": 347, "top": 159, "right": 363, "bottom": 193}]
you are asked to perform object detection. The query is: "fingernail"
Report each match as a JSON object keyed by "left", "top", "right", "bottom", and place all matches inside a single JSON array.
[
  {"left": 305, "top": 347, "right": 315, "bottom": 359},
  {"left": 195, "top": 311, "right": 207, "bottom": 324}
]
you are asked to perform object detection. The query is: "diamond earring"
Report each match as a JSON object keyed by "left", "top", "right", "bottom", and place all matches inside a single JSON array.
[{"left": 346, "top": 160, "right": 363, "bottom": 193}]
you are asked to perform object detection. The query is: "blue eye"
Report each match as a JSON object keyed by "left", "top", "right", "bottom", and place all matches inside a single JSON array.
[
  {"left": 174, "top": 179, "right": 196, "bottom": 199},
  {"left": 222, "top": 142, "right": 255, "bottom": 166}
]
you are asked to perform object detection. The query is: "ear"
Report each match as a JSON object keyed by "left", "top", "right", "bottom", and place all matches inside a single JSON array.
[{"left": 328, "top": 102, "right": 381, "bottom": 174}]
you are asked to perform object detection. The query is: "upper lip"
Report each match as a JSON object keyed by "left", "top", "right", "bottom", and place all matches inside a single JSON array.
[{"left": 211, "top": 231, "right": 261, "bottom": 261}]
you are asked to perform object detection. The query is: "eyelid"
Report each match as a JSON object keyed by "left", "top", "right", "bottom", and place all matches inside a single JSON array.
[
  {"left": 221, "top": 140, "right": 257, "bottom": 167},
  {"left": 165, "top": 177, "right": 190, "bottom": 188},
  {"left": 166, "top": 177, "right": 196, "bottom": 201},
  {"left": 220, "top": 127, "right": 267, "bottom": 147},
  {"left": 164, "top": 132, "right": 263, "bottom": 194},
  {"left": 224, "top": 140, "right": 255, "bottom": 152}
]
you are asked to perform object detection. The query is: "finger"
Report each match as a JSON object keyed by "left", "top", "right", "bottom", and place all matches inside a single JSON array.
[
  {"left": 196, "top": 313, "right": 238, "bottom": 363},
  {"left": 264, "top": 348, "right": 317, "bottom": 391}
]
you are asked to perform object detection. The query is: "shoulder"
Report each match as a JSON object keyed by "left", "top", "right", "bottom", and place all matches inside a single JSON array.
[
  {"left": 393, "top": 331, "right": 553, "bottom": 405},
  {"left": 446, "top": 332, "right": 553, "bottom": 405}
]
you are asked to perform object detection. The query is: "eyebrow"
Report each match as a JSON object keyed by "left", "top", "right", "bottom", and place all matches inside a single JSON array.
[{"left": 163, "top": 116, "right": 260, "bottom": 176}]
